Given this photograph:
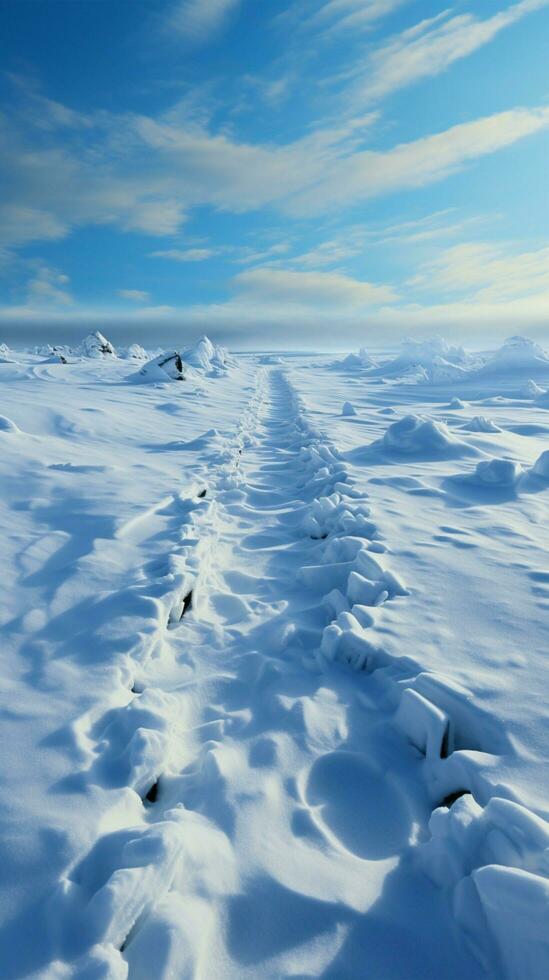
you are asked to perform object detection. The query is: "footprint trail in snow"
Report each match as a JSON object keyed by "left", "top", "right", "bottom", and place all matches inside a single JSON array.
[{"left": 53, "top": 369, "right": 490, "bottom": 979}]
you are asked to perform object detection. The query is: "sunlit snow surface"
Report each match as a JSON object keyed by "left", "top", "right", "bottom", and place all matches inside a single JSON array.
[{"left": 0, "top": 336, "right": 548, "bottom": 979}]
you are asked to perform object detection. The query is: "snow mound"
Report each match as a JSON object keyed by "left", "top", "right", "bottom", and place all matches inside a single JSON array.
[
  {"left": 182, "top": 336, "right": 233, "bottom": 374},
  {"left": 120, "top": 344, "right": 148, "bottom": 360},
  {"left": 342, "top": 401, "right": 357, "bottom": 416},
  {"left": 468, "top": 457, "right": 523, "bottom": 487},
  {"left": 521, "top": 379, "right": 545, "bottom": 398},
  {"left": 419, "top": 795, "right": 549, "bottom": 979},
  {"left": 448, "top": 397, "right": 467, "bottom": 409},
  {"left": 383, "top": 337, "right": 471, "bottom": 378},
  {"left": 336, "top": 347, "right": 376, "bottom": 371},
  {"left": 0, "top": 415, "right": 19, "bottom": 432},
  {"left": 427, "top": 357, "right": 472, "bottom": 385},
  {"left": 461, "top": 416, "right": 502, "bottom": 433},
  {"left": 532, "top": 450, "right": 549, "bottom": 479},
  {"left": 80, "top": 330, "right": 117, "bottom": 358},
  {"left": 382, "top": 414, "right": 473, "bottom": 456},
  {"left": 43, "top": 353, "right": 69, "bottom": 364},
  {"left": 481, "top": 336, "right": 549, "bottom": 375},
  {"left": 130, "top": 351, "right": 187, "bottom": 383}
]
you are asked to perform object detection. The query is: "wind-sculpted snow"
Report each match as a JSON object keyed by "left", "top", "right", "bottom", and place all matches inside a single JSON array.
[
  {"left": 381, "top": 413, "right": 477, "bottom": 457},
  {"left": 480, "top": 335, "right": 549, "bottom": 375}
]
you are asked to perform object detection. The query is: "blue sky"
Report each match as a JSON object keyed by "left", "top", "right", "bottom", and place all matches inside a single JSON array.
[{"left": 0, "top": 0, "right": 548, "bottom": 348}]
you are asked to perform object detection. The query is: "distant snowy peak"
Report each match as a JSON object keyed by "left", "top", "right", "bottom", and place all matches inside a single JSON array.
[
  {"left": 80, "top": 331, "right": 117, "bottom": 358},
  {"left": 481, "top": 335, "right": 549, "bottom": 374},
  {"left": 182, "top": 336, "right": 234, "bottom": 374}
]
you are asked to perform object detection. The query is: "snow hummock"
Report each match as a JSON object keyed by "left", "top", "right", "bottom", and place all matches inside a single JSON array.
[
  {"left": 342, "top": 401, "right": 357, "bottom": 416},
  {"left": 382, "top": 337, "right": 472, "bottom": 381},
  {"left": 131, "top": 351, "right": 187, "bottom": 383},
  {"left": 182, "top": 335, "right": 232, "bottom": 374},
  {"left": 337, "top": 347, "right": 376, "bottom": 371},
  {"left": 120, "top": 343, "right": 148, "bottom": 360},
  {"left": 449, "top": 397, "right": 467, "bottom": 409},
  {"left": 461, "top": 416, "right": 502, "bottom": 433},
  {"left": 382, "top": 414, "right": 474, "bottom": 456},
  {"left": 80, "top": 330, "right": 117, "bottom": 358},
  {"left": 468, "top": 457, "right": 523, "bottom": 487},
  {"left": 481, "top": 336, "right": 549, "bottom": 375}
]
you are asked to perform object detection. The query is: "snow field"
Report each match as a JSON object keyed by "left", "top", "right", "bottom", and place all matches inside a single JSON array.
[{"left": 0, "top": 336, "right": 548, "bottom": 978}]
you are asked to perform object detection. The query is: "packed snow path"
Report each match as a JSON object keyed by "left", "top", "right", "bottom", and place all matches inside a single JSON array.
[{"left": 40, "top": 368, "right": 487, "bottom": 979}]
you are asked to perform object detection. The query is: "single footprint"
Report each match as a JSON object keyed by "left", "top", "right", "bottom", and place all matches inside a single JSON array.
[{"left": 305, "top": 750, "right": 410, "bottom": 860}]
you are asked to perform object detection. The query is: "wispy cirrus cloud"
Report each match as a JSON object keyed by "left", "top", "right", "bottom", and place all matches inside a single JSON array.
[
  {"left": 2, "top": 74, "right": 549, "bottom": 246},
  {"left": 409, "top": 240, "right": 549, "bottom": 302},
  {"left": 347, "top": 0, "right": 549, "bottom": 105}
]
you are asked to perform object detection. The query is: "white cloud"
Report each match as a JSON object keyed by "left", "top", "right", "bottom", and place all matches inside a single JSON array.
[
  {"left": 26, "top": 265, "right": 73, "bottom": 307},
  {"left": 167, "top": 0, "right": 241, "bottom": 40},
  {"left": 409, "top": 241, "right": 549, "bottom": 302},
  {"left": 118, "top": 289, "right": 150, "bottom": 302},
  {"left": 0, "top": 205, "right": 68, "bottom": 248},
  {"left": 150, "top": 248, "right": 217, "bottom": 262},
  {"left": 289, "top": 106, "right": 549, "bottom": 214},
  {"left": 311, "top": 0, "right": 410, "bottom": 33},
  {"left": 233, "top": 266, "right": 397, "bottom": 307},
  {"left": 2, "top": 80, "right": 549, "bottom": 248},
  {"left": 350, "top": 0, "right": 549, "bottom": 104}
]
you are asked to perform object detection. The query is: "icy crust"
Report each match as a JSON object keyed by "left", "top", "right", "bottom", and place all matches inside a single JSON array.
[
  {"left": 418, "top": 795, "right": 549, "bottom": 979},
  {"left": 287, "top": 373, "right": 549, "bottom": 980}
]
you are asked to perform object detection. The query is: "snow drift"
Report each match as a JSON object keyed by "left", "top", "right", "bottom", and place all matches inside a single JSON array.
[
  {"left": 480, "top": 336, "right": 549, "bottom": 375},
  {"left": 382, "top": 414, "right": 475, "bottom": 457}
]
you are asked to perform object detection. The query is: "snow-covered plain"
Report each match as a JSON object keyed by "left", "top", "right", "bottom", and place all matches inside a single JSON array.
[{"left": 0, "top": 333, "right": 548, "bottom": 979}]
